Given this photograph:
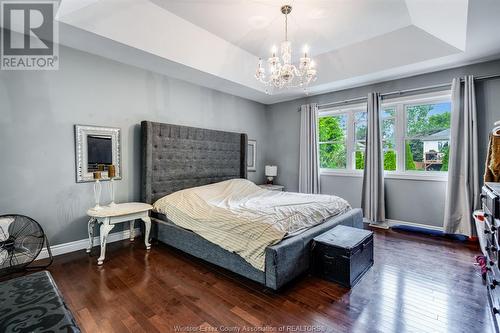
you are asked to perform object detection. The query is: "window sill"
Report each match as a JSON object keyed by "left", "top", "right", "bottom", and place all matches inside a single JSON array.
[
  {"left": 320, "top": 170, "right": 448, "bottom": 182},
  {"left": 385, "top": 172, "right": 448, "bottom": 182},
  {"left": 320, "top": 170, "right": 363, "bottom": 177}
]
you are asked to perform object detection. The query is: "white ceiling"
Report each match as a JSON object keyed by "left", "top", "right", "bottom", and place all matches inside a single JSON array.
[
  {"left": 151, "top": 0, "right": 414, "bottom": 57},
  {"left": 13, "top": 0, "right": 500, "bottom": 104}
]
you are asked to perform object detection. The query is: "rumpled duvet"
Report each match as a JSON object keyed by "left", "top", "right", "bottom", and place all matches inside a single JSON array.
[{"left": 153, "top": 178, "right": 351, "bottom": 271}]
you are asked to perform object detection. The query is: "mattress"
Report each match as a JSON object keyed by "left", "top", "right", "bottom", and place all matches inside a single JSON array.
[{"left": 152, "top": 179, "right": 351, "bottom": 270}]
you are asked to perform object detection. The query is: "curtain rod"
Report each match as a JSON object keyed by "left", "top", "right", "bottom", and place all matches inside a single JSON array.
[
  {"left": 314, "top": 82, "right": 449, "bottom": 110},
  {"left": 298, "top": 73, "right": 500, "bottom": 111}
]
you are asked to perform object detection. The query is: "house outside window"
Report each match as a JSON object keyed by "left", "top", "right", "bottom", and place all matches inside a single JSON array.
[{"left": 318, "top": 91, "right": 451, "bottom": 180}]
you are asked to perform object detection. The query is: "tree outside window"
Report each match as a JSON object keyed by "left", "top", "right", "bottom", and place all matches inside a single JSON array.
[
  {"left": 318, "top": 114, "right": 347, "bottom": 169},
  {"left": 405, "top": 102, "right": 451, "bottom": 172},
  {"left": 381, "top": 108, "right": 396, "bottom": 171},
  {"left": 354, "top": 112, "right": 367, "bottom": 170},
  {"left": 317, "top": 92, "right": 451, "bottom": 175}
]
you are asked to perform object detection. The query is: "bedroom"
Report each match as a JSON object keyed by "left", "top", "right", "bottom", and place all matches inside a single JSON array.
[{"left": 0, "top": 0, "right": 499, "bottom": 332}]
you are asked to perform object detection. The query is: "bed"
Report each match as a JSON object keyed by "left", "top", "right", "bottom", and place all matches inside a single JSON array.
[{"left": 141, "top": 121, "right": 363, "bottom": 290}]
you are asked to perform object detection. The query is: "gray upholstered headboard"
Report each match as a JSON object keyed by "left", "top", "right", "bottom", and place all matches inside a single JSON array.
[{"left": 141, "top": 121, "right": 248, "bottom": 204}]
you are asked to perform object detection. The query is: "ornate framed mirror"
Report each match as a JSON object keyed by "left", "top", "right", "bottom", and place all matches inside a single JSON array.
[{"left": 74, "top": 125, "right": 122, "bottom": 182}]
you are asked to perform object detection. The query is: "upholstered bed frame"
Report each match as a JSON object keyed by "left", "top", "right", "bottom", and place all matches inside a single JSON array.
[{"left": 141, "top": 121, "right": 363, "bottom": 290}]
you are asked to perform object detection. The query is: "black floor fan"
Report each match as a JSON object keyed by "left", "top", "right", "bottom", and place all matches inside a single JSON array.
[{"left": 0, "top": 214, "right": 53, "bottom": 277}]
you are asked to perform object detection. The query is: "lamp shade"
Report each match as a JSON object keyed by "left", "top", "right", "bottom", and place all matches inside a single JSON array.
[{"left": 265, "top": 165, "right": 278, "bottom": 177}]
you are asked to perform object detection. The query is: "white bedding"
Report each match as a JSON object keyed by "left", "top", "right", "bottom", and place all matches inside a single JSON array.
[{"left": 153, "top": 179, "right": 351, "bottom": 270}]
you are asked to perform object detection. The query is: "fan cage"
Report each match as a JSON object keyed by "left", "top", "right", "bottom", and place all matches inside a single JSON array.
[{"left": 0, "top": 214, "right": 46, "bottom": 272}]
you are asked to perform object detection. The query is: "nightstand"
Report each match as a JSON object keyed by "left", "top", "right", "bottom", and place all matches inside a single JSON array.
[{"left": 258, "top": 184, "right": 285, "bottom": 191}]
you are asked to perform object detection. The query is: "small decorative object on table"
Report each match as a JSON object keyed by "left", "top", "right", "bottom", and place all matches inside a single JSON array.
[
  {"left": 86, "top": 202, "right": 153, "bottom": 265},
  {"left": 93, "top": 171, "right": 102, "bottom": 210},
  {"left": 107, "top": 164, "right": 116, "bottom": 206},
  {"left": 265, "top": 165, "right": 278, "bottom": 184},
  {"left": 312, "top": 225, "right": 374, "bottom": 288}
]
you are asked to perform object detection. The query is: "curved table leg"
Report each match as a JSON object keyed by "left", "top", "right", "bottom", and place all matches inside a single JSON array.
[
  {"left": 86, "top": 218, "right": 96, "bottom": 253},
  {"left": 97, "top": 217, "right": 114, "bottom": 265},
  {"left": 141, "top": 216, "right": 151, "bottom": 250}
]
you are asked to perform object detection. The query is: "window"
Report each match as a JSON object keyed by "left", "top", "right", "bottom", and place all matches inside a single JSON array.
[
  {"left": 318, "top": 114, "right": 348, "bottom": 169},
  {"left": 354, "top": 112, "right": 367, "bottom": 170},
  {"left": 404, "top": 101, "right": 451, "bottom": 172},
  {"left": 318, "top": 104, "right": 366, "bottom": 171},
  {"left": 318, "top": 91, "right": 451, "bottom": 178},
  {"left": 381, "top": 108, "right": 396, "bottom": 171}
]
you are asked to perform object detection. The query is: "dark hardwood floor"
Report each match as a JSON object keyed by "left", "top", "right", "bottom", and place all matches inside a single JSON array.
[{"left": 45, "top": 228, "right": 493, "bottom": 333}]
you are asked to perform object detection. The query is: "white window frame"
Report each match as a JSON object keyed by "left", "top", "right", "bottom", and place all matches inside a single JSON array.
[
  {"left": 318, "top": 102, "right": 366, "bottom": 176},
  {"left": 319, "top": 90, "right": 451, "bottom": 182},
  {"left": 382, "top": 90, "right": 451, "bottom": 181},
  {"left": 381, "top": 107, "right": 397, "bottom": 172}
]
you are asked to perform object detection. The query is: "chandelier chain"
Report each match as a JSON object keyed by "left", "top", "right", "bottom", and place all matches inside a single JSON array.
[{"left": 285, "top": 12, "right": 288, "bottom": 41}]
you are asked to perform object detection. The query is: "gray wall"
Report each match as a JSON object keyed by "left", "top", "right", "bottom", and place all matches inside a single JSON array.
[
  {"left": 266, "top": 59, "right": 500, "bottom": 228},
  {"left": 0, "top": 45, "right": 268, "bottom": 245},
  {"left": 1, "top": 42, "right": 499, "bottom": 245}
]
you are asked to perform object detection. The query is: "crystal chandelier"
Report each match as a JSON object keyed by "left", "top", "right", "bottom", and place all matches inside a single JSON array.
[{"left": 255, "top": 5, "right": 317, "bottom": 94}]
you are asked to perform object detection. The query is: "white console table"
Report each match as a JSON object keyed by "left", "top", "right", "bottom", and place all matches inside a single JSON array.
[{"left": 86, "top": 202, "right": 153, "bottom": 265}]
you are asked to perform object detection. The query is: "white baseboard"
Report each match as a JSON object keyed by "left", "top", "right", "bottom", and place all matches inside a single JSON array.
[
  {"left": 362, "top": 218, "right": 390, "bottom": 229},
  {"left": 386, "top": 219, "right": 444, "bottom": 231},
  {"left": 36, "top": 218, "right": 443, "bottom": 261},
  {"left": 37, "top": 227, "right": 142, "bottom": 260},
  {"left": 368, "top": 222, "right": 390, "bottom": 229},
  {"left": 363, "top": 218, "right": 444, "bottom": 232}
]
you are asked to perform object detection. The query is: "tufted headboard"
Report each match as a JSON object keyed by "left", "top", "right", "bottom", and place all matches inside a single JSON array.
[{"left": 141, "top": 121, "right": 248, "bottom": 204}]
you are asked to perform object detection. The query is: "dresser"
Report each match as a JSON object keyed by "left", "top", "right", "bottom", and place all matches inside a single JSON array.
[{"left": 480, "top": 182, "right": 500, "bottom": 332}]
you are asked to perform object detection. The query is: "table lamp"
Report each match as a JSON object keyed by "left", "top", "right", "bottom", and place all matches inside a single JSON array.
[{"left": 265, "top": 165, "right": 278, "bottom": 184}]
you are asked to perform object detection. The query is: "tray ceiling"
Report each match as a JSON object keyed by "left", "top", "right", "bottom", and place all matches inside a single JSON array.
[{"left": 11, "top": 0, "right": 500, "bottom": 104}]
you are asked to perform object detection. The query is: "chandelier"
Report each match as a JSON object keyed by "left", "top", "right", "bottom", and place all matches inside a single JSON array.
[{"left": 255, "top": 5, "right": 317, "bottom": 94}]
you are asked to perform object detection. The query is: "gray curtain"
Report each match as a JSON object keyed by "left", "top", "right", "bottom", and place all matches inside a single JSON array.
[
  {"left": 299, "top": 103, "right": 320, "bottom": 194},
  {"left": 361, "top": 93, "right": 386, "bottom": 222},
  {"left": 443, "top": 76, "right": 480, "bottom": 236}
]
